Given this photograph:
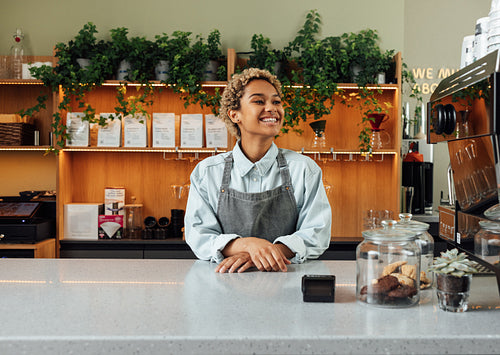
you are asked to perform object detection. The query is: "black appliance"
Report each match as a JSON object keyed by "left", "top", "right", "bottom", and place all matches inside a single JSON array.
[
  {"left": 428, "top": 50, "right": 500, "bottom": 293},
  {"left": 0, "top": 199, "right": 56, "bottom": 243},
  {"left": 402, "top": 161, "right": 433, "bottom": 215}
]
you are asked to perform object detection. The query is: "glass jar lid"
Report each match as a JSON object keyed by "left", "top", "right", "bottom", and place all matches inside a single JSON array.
[
  {"left": 484, "top": 204, "right": 500, "bottom": 220},
  {"left": 478, "top": 220, "right": 500, "bottom": 233},
  {"left": 394, "top": 213, "right": 430, "bottom": 233},
  {"left": 362, "top": 219, "right": 417, "bottom": 241}
]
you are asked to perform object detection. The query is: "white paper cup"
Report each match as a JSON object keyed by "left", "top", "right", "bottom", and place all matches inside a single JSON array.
[{"left": 461, "top": 35, "right": 475, "bottom": 68}]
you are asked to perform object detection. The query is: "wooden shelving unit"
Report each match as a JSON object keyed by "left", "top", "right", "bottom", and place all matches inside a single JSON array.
[{"left": 1, "top": 51, "right": 402, "bottom": 257}]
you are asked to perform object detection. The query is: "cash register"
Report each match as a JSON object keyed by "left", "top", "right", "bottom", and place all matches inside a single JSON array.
[{"left": 0, "top": 192, "right": 56, "bottom": 243}]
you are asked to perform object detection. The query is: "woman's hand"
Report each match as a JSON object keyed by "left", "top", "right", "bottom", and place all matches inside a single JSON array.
[
  {"left": 215, "top": 252, "right": 255, "bottom": 273},
  {"left": 245, "top": 238, "right": 291, "bottom": 272},
  {"left": 221, "top": 237, "right": 292, "bottom": 272}
]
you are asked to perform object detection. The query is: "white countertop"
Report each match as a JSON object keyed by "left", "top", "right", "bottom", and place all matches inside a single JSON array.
[{"left": 0, "top": 258, "right": 498, "bottom": 355}]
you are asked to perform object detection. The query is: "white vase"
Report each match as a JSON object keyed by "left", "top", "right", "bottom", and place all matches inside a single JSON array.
[
  {"left": 155, "top": 60, "right": 170, "bottom": 81},
  {"left": 117, "top": 60, "right": 131, "bottom": 81},
  {"left": 76, "top": 58, "right": 91, "bottom": 70},
  {"left": 203, "top": 60, "right": 220, "bottom": 81}
]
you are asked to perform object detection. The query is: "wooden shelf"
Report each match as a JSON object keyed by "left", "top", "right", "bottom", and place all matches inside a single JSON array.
[
  {"left": 0, "top": 146, "right": 51, "bottom": 151},
  {"left": 0, "top": 79, "right": 45, "bottom": 85}
]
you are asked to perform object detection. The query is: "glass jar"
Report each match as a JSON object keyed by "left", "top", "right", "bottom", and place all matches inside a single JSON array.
[
  {"left": 474, "top": 220, "right": 500, "bottom": 265},
  {"left": 394, "top": 213, "right": 434, "bottom": 289},
  {"left": 123, "top": 204, "right": 143, "bottom": 239},
  {"left": 356, "top": 220, "right": 420, "bottom": 307}
]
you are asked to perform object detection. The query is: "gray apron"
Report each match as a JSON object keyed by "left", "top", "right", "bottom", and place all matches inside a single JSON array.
[{"left": 216, "top": 149, "right": 298, "bottom": 241}]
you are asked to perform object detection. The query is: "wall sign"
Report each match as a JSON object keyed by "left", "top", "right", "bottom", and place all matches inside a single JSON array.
[{"left": 411, "top": 67, "right": 459, "bottom": 95}]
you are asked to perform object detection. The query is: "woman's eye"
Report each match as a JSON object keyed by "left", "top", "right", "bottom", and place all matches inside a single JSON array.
[
  {"left": 274, "top": 100, "right": 282, "bottom": 105},
  {"left": 253, "top": 100, "right": 264, "bottom": 104}
]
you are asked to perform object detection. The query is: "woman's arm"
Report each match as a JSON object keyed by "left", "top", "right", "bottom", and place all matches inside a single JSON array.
[
  {"left": 273, "top": 158, "right": 332, "bottom": 263},
  {"left": 185, "top": 163, "right": 240, "bottom": 263}
]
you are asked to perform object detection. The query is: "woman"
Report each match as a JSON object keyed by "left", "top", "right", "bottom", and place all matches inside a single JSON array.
[{"left": 185, "top": 68, "right": 331, "bottom": 273}]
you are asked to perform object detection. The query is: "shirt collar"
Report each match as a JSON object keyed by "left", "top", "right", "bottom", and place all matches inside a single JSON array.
[{"left": 233, "top": 141, "right": 278, "bottom": 177}]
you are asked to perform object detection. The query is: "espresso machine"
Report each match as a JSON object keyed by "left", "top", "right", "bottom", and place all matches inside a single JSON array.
[{"left": 428, "top": 50, "right": 500, "bottom": 293}]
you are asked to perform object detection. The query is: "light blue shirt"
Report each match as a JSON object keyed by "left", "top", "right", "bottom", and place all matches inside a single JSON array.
[{"left": 185, "top": 142, "right": 332, "bottom": 264}]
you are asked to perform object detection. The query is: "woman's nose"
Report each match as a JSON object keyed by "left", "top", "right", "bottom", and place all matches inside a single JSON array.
[{"left": 265, "top": 101, "right": 276, "bottom": 112}]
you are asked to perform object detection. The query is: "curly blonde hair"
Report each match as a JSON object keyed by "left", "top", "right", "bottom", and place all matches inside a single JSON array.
[{"left": 219, "top": 68, "right": 283, "bottom": 139}]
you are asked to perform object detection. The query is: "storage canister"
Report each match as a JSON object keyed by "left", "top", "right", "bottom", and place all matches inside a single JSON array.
[
  {"left": 474, "top": 220, "right": 500, "bottom": 265},
  {"left": 394, "top": 213, "right": 434, "bottom": 288},
  {"left": 356, "top": 220, "right": 421, "bottom": 307}
]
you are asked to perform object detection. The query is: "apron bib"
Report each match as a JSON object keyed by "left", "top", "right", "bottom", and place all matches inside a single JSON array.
[{"left": 216, "top": 149, "right": 298, "bottom": 241}]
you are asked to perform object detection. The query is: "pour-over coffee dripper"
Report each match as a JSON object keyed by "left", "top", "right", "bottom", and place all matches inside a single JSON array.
[
  {"left": 368, "top": 113, "right": 391, "bottom": 150},
  {"left": 309, "top": 120, "right": 327, "bottom": 149}
]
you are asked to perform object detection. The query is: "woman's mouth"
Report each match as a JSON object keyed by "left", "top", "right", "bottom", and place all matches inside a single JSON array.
[{"left": 260, "top": 117, "right": 279, "bottom": 123}]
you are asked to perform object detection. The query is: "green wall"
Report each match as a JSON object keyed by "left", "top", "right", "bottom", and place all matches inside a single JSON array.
[
  {"left": 0, "top": 0, "right": 493, "bottom": 209},
  {"left": 0, "top": 0, "right": 404, "bottom": 56}
]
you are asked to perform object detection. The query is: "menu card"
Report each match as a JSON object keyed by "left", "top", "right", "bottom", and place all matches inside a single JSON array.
[
  {"left": 123, "top": 114, "right": 147, "bottom": 147},
  {"left": 97, "top": 113, "right": 121, "bottom": 147},
  {"left": 66, "top": 112, "right": 89, "bottom": 147},
  {"left": 181, "top": 114, "right": 203, "bottom": 148},
  {"left": 152, "top": 113, "right": 176, "bottom": 147},
  {"left": 205, "top": 114, "right": 227, "bottom": 148}
]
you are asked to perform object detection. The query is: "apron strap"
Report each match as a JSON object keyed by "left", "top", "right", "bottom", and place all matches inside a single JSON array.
[
  {"left": 220, "top": 153, "right": 233, "bottom": 191},
  {"left": 277, "top": 149, "right": 293, "bottom": 188}
]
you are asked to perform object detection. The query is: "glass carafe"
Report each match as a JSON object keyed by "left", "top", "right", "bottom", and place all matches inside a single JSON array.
[
  {"left": 124, "top": 204, "right": 143, "bottom": 239},
  {"left": 309, "top": 120, "right": 326, "bottom": 149},
  {"left": 370, "top": 129, "right": 391, "bottom": 150}
]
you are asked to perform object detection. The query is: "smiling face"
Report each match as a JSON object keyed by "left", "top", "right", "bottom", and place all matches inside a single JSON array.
[{"left": 228, "top": 79, "right": 284, "bottom": 144}]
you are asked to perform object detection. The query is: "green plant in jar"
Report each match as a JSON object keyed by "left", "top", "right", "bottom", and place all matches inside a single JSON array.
[{"left": 429, "top": 248, "right": 478, "bottom": 312}]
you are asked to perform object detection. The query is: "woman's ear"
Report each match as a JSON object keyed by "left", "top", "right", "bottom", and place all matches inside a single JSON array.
[{"left": 228, "top": 109, "right": 240, "bottom": 123}]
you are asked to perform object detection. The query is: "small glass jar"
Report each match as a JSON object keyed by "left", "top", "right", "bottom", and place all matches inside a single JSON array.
[
  {"left": 474, "top": 220, "right": 500, "bottom": 265},
  {"left": 395, "top": 213, "right": 434, "bottom": 288},
  {"left": 356, "top": 220, "right": 421, "bottom": 307}
]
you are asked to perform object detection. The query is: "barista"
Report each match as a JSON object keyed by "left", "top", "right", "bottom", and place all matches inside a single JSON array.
[{"left": 185, "top": 68, "right": 331, "bottom": 273}]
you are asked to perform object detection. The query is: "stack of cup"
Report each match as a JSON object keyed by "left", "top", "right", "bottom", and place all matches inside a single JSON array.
[
  {"left": 488, "top": 0, "right": 500, "bottom": 53},
  {"left": 460, "top": 35, "right": 475, "bottom": 68},
  {"left": 170, "top": 209, "right": 185, "bottom": 238},
  {"left": 474, "top": 17, "right": 489, "bottom": 61}
]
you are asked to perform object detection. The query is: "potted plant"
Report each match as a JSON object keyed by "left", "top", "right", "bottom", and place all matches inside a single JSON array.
[
  {"left": 153, "top": 33, "right": 174, "bottom": 82},
  {"left": 109, "top": 27, "right": 133, "bottom": 81},
  {"left": 342, "top": 29, "right": 394, "bottom": 86},
  {"left": 428, "top": 248, "right": 478, "bottom": 312},
  {"left": 127, "top": 36, "right": 155, "bottom": 82},
  {"left": 281, "top": 10, "right": 339, "bottom": 136},
  {"left": 68, "top": 22, "right": 98, "bottom": 69},
  {"left": 205, "top": 29, "right": 226, "bottom": 81},
  {"left": 248, "top": 34, "right": 287, "bottom": 79},
  {"left": 167, "top": 31, "right": 221, "bottom": 114}
]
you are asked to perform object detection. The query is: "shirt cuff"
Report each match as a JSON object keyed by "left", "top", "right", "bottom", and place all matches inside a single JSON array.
[
  {"left": 273, "top": 235, "right": 307, "bottom": 264},
  {"left": 211, "top": 234, "right": 240, "bottom": 263}
]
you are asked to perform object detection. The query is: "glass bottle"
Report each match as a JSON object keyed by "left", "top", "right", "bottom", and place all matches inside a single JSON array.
[
  {"left": 357, "top": 220, "right": 420, "bottom": 307},
  {"left": 10, "top": 28, "right": 24, "bottom": 79}
]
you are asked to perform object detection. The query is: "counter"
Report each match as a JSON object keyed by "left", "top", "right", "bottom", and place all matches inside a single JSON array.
[{"left": 0, "top": 259, "right": 498, "bottom": 354}]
